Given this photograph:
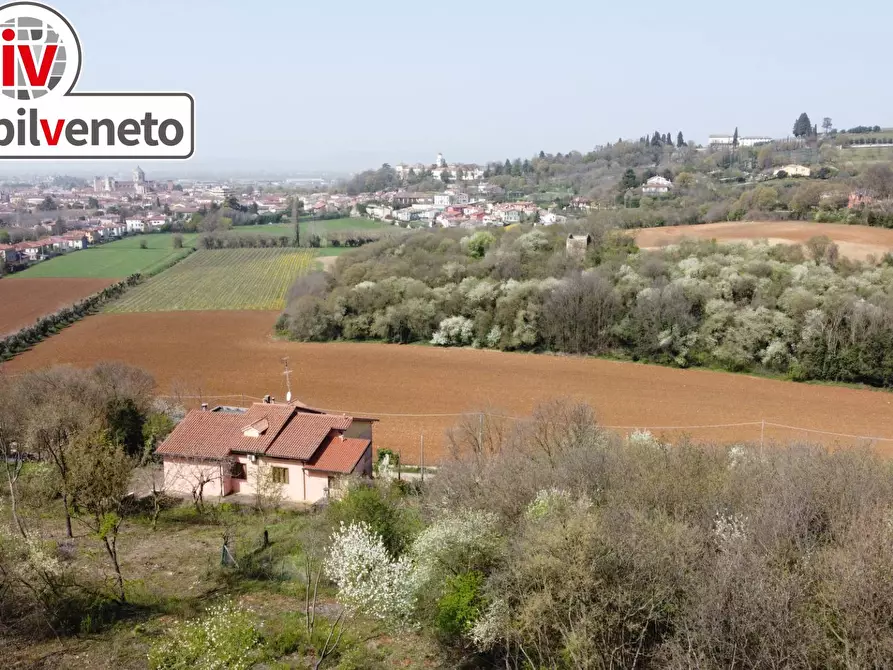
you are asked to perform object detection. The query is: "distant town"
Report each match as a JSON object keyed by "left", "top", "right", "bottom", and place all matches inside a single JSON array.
[{"left": 1, "top": 115, "right": 892, "bottom": 272}]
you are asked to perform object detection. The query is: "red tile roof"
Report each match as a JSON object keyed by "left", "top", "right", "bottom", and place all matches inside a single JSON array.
[
  {"left": 305, "top": 436, "right": 370, "bottom": 474},
  {"left": 156, "top": 403, "right": 359, "bottom": 464}
]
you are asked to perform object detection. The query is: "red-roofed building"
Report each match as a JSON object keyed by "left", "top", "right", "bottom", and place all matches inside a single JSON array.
[{"left": 157, "top": 400, "right": 375, "bottom": 503}]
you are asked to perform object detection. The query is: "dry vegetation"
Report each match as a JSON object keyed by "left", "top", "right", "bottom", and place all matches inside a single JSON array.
[{"left": 7, "top": 387, "right": 893, "bottom": 669}]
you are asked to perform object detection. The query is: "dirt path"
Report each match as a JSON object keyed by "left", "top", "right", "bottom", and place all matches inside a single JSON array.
[
  {"left": 634, "top": 221, "right": 893, "bottom": 260},
  {"left": 4, "top": 311, "right": 893, "bottom": 462}
]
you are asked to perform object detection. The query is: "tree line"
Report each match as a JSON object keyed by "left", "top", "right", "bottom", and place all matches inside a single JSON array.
[
  {"left": 278, "top": 226, "right": 893, "bottom": 388},
  {"left": 0, "top": 274, "right": 142, "bottom": 363}
]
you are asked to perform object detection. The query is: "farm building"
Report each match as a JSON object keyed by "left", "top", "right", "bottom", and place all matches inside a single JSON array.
[
  {"left": 566, "top": 234, "right": 592, "bottom": 258},
  {"left": 157, "top": 398, "right": 376, "bottom": 504}
]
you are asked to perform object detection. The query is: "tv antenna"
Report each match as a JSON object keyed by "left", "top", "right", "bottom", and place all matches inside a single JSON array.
[{"left": 282, "top": 357, "right": 293, "bottom": 403}]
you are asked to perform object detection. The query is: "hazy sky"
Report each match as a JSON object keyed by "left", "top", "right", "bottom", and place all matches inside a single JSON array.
[{"left": 21, "top": 0, "right": 893, "bottom": 174}]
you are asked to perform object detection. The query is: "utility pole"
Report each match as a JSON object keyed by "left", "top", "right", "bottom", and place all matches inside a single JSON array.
[
  {"left": 282, "top": 357, "right": 293, "bottom": 403},
  {"left": 479, "top": 413, "right": 483, "bottom": 452},
  {"left": 420, "top": 433, "right": 425, "bottom": 485}
]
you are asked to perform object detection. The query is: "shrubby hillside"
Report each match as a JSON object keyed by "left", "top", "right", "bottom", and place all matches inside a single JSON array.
[
  {"left": 325, "top": 399, "right": 893, "bottom": 669},
  {"left": 278, "top": 225, "right": 893, "bottom": 387}
]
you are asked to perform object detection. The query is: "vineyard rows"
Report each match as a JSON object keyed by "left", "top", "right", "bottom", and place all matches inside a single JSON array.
[{"left": 106, "top": 248, "right": 314, "bottom": 312}]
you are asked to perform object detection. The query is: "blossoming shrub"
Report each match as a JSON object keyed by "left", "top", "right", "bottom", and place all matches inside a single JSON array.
[
  {"left": 325, "top": 521, "right": 416, "bottom": 627},
  {"left": 431, "top": 316, "right": 474, "bottom": 346},
  {"left": 148, "top": 603, "right": 261, "bottom": 670}
]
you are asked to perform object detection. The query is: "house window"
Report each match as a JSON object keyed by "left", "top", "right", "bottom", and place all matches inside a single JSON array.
[
  {"left": 229, "top": 462, "right": 246, "bottom": 480},
  {"left": 271, "top": 466, "right": 289, "bottom": 484}
]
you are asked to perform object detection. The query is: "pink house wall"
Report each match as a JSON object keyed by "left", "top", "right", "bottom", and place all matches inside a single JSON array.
[
  {"left": 225, "top": 455, "right": 330, "bottom": 503},
  {"left": 163, "top": 458, "right": 227, "bottom": 499}
]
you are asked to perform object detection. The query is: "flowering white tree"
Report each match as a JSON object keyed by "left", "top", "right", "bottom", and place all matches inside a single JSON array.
[
  {"left": 325, "top": 522, "right": 416, "bottom": 627},
  {"left": 410, "top": 509, "right": 502, "bottom": 590},
  {"left": 431, "top": 316, "right": 475, "bottom": 346}
]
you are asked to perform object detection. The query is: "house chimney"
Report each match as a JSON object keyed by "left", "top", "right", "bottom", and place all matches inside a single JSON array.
[
  {"left": 263, "top": 395, "right": 271, "bottom": 404},
  {"left": 201, "top": 403, "right": 208, "bottom": 411}
]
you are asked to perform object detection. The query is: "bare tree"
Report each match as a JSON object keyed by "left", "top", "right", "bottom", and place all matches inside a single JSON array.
[
  {"left": 0, "top": 420, "right": 26, "bottom": 539},
  {"left": 67, "top": 429, "right": 134, "bottom": 602},
  {"left": 302, "top": 555, "right": 348, "bottom": 670},
  {"left": 252, "top": 462, "right": 284, "bottom": 520},
  {"left": 163, "top": 458, "right": 226, "bottom": 514}
]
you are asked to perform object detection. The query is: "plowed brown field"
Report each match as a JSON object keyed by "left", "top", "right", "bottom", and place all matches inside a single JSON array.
[
  {"left": 3, "top": 311, "right": 893, "bottom": 463},
  {"left": 0, "top": 277, "right": 116, "bottom": 335},
  {"left": 635, "top": 221, "right": 893, "bottom": 260}
]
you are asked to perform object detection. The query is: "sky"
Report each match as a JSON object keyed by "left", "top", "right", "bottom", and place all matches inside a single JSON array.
[{"left": 10, "top": 0, "right": 893, "bottom": 176}]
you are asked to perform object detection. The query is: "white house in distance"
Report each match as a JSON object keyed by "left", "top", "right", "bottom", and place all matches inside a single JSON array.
[
  {"left": 774, "top": 164, "right": 811, "bottom": 177},
  {"left": 709, "top": 134, "right": 773, "bottom": 147},
  {"left": 156, "top": 399, "right": 376, "bottom": 504},
  {"left": 642, "top": 175, "right": 673, "bottom": 195},
  {"left": 125, "top": 217, "right": 147, "bottom": 233}
]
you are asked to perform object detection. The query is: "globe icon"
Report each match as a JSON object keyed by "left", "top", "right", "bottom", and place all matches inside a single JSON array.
[{"left": 0, "top": 16, "right": 67, "bottom": 101}]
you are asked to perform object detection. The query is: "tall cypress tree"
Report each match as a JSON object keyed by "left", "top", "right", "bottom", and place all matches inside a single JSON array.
[
  {"left": 793, "top": 113, "right": 812, "bottom": 138},
  {"left": 676, "top": 131, "right": 684, "bottom": 147},
  {"left": 293, "top": 197, "right": 300, "bottom": 246},
  {"left": 732, "top": 127, "right": 739, "bottom": 148}
]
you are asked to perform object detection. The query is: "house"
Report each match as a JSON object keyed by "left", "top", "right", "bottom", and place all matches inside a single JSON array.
[
  {"left": 62, "top": 233, "right": 88, "bottom": 250},
  {"left": 504, "top": 210, "right": 522, "bottom": 224},
  {"left": 125, "top": 217, "right": 146, "bottom": 233},
  {"left": 0, "top": 244, "right": 19, "bottom": 264},
  {"left": 566, "top": 234, "right": 592, "bottom": 258},
  {"left": 146, "top": 215, "right": 168, "bottom": 229},
  {"left": 540, "top": 211, "right": 567, "bottom": 226},
  {"left": 709, "top": 134, "right": 773, "bottom": 147},
  {"left": 395, "top": 209, "right": 419, "bottom": 223},
  {"left": 570, "top": 197, "right": 592, "bottom": 212},
  {"left": 17, "top": 241, "right": 48, "bottom": 261},
  {"left": 642, "top": 175, "right": 673, "bottom": 195},
  {"left": 434, "top": 193, "right": 453, "bottom": 207},
  {"left": 774, "top": 164, "right": 811, "bottom": 178},
  {"left": 157, "top": 400, "right": 377, "bottom": 504},
  {"left": 392, "top": 192, "right": 426, "bottom": 207}
]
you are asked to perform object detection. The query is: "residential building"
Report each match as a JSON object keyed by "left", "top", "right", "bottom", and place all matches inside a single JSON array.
[
  {"left": 125, "top": 217, "right": 146, "bottom": 233},
  {"left": 209, "top": 186, "right": 232, "bottom": 201},
  {"left": 709, "top": 134, "right": 773, "bottom": 147},
  {"left": 0, "top": 244, "right": 19, "bottom": 264},
  {"left": 157, "top": 400, "right": 376, "bottom": 504},
  {"left": 395, "top": 209, "right": 419, "bottom": 223},
  {"left": 642, "top": 175, "right": 673, "bottom": 195},
  {"left": 774, "top": 164, "right": 811, "bottom": 177},
  {"left": 434, "top": 193, "right": 453, "bottom": 207}
]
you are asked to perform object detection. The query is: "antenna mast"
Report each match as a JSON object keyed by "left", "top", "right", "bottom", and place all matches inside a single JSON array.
[{"left": 282, "top": 357, "right": 293, "bottom": 403}]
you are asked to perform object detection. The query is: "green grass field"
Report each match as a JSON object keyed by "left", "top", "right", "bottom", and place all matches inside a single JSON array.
[
  {"left": 13, "top": 234, "right": 196, "bottom": 279},
  {"left": 106, "top": 248, "right": 315, "bottom": 312}
]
